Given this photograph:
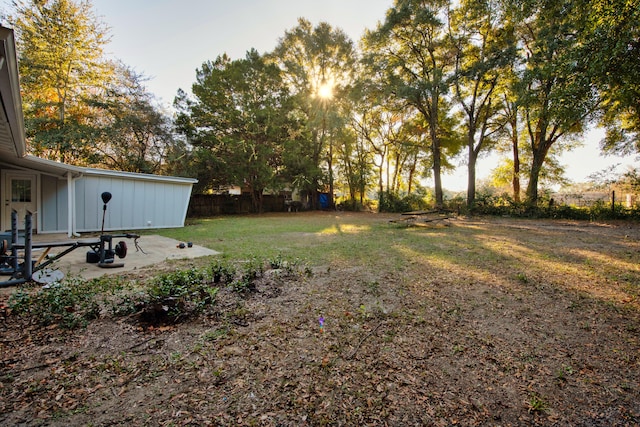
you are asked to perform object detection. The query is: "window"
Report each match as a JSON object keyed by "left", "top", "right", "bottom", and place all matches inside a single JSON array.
[{"left": 11, "top": 179, "right": 32, "bottom": 203}]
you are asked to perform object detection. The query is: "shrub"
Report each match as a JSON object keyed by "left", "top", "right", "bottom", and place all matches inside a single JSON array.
[
  {"left": 8, "top": 277, "right": 112, "bottom": 329},
  {"left": 145, "top": 268, "right": 218, "bottom": 322},
  {"left": 231, "top": 258, "right": 263, "bottom": 293},
  {"left": 378, "top": 191, "right": 431, "bottom": 213},
  {"left": 210, "top": 259, "right": 236, "bottom": 284}
]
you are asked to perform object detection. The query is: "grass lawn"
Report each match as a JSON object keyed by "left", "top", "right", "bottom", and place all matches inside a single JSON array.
[{"left": 1, "top": 212, "right": 639, "bottom": 426}]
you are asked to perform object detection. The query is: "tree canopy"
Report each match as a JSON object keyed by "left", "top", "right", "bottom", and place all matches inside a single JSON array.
[
  {"left": 7, "top": 0, "right": 639, "bottom": 211},
  {"left": 7, "top": 0, "right": 177, "bottom": 175}
]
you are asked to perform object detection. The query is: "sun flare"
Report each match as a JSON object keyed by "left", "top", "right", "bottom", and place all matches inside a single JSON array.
[{"left": 317, "top": 81, "right": 334, "bottom": 99}]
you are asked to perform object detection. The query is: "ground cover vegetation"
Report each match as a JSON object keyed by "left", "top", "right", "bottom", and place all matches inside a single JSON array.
[
  {"left": 2, "top": 0, "right": 639, "bottom": 212},
  {"left": 1, "top": 212, "right": 639, "bottom": 425}
]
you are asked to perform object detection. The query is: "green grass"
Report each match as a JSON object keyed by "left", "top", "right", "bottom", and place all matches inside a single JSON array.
[
  {"left": 152, "top": 212, "right": 640, "bottom": 312},
  {"left": 155, "top": 212, "right": 427, "bottom": 268}
]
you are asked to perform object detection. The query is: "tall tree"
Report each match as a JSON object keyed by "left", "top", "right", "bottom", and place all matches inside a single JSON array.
[
  {"left": 449, "top": 0, "right": 515, "bottom": 208},
  {"left": 9, "top": 0, "right": 112, "bottom": 163},
  {"left": 580, "top": 0, "right": 640, "bottom": 154},
  {"left": 175, "top": 50, "right": 292, "bottom": 212},
  {"left": 271, "top": 18, "right": 356, "bottom": 209},
  {"left": 508, "top": 0, "right": 600, "bottom": 206},
  {"left": 364, "top": 0, "right": 459, "bottom": 208},
  {"left": 86, "top": 63, "right": 175, "bottom": 174}
]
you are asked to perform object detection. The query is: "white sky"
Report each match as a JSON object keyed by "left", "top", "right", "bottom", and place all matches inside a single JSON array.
[
  {"left": 17, "top": 0, "right": 640, "bottom": 189},
  {"left": 90, "top": 0, "right": 392, "bottom": 105}
]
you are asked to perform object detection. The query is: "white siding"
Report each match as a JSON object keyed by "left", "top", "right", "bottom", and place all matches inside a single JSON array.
[
  {"left": 40, "top": 174, "right": 68, "bottom": 232},
  {"left": 74, "top": 175, "right": 193, "bottom": 232}
]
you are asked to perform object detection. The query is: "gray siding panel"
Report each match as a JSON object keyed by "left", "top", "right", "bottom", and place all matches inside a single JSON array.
[
  {"left": 40, "top": 175, "right": 68, "bottom": 232},
  {"left": 74, "top": 175, "right": 192, "bottom": 232}
]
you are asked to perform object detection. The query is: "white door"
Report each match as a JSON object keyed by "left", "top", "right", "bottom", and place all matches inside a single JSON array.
[{"left": 3, "top": 172, "right": 37, "bottom": 231}]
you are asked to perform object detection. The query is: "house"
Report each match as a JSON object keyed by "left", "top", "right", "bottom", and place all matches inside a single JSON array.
[{"left": 0, "top": 26, "right": 196, "bottom": 236}]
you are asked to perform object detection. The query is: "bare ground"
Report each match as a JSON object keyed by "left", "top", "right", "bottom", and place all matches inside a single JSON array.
[{"left": 1, "top": 215, "right": 639, "bottom": 426}]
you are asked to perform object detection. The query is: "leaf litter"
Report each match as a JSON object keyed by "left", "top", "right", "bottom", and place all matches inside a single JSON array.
[{"left": 0, "top": 215, "right": 639, "bottom": 426}]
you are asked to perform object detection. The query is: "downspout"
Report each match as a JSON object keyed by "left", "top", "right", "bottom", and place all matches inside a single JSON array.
[
  {"left": 67, "top": 172, "right": 83, "bottom": 237},
  {"left": 67, "top": 172, "right": 73, "bottom": 237}
]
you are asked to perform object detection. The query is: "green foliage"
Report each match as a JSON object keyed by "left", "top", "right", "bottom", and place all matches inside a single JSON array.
[
  {"left": 466, "top": 190, "right": 640, "bottom": 221},
  {"left": 147, "top": 268, "right": 217, "bottom": 320},
  {"left": 8, "top": 0, "right": 175, "bottom": 171},
  {"left": 148, "top": 268, "right": 207, "bottom": 300},
  {"left": 231, "top": 258, "right": 263, "bottom": 293},
  {"left": 378, "top": 191, "right": 431, "bottom": 213},
  {"left": 174, "top": 49, "right": 293, "bottom": 212},
  {"left": 210, "top": 259, "right": 237, "bottom": 284},
  {"left": 6, "top": 254, "right": 310, "bottom": 329},
  {"left": 582, "top": 0, "right": 640, "bottom": 150},
  {"left": 8, "top": 276, "right": 117, "bottom": 329},
  {"left": 85, "top": 63, "right": 176, "bottom": 174},
  {"left": 271, "top": 19, "right": 358, "bottom": 209},
  {"left": 527, "top": 393, "right": 548, "bottom": 414},
  {"left": 9, "top": 0, "right": 112, "bottom": 163},
  {"left": 364, "top": 0, "right": 462, "bottom": 207},
  {"left": 268, "top": 253, "right": 287, "bottom": 269}
]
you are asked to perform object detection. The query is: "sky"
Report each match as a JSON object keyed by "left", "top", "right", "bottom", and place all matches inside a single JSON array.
[
  {"left": 90, "top": 0, "right": 393, "bottom": 105},
  {"left": 15, "top": 0, "right": 640, "bottom": 190}
]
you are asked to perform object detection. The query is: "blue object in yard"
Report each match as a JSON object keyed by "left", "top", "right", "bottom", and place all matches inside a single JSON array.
[{"left": 319, "top": 193, "right": 329, "bottom": 209}]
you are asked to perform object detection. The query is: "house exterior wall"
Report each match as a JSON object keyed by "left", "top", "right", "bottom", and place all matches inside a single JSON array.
[
  {"left": 74, "top": 175, "right": 193, "bottom": 232},
  {"left": 40, "top": 174, "right": 68, "bottom": 232}
]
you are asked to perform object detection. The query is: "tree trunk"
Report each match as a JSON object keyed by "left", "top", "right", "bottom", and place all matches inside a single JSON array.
[
  {"left": 467, "top": 143, "right": 478, "bottom": 209},
  {"left": 466, "top": 121, "right": 478, "bottom": 209},
  {"left": 328, "top": 141, "right": 334, "bottom": 209},
  {"left": 407, "top": 152, "right": 417, "bottom": 194},
  {"left": 512, "top": 130, "right": 521, "bottom": 203},
  {"left": 526, "top": 144, "right": 547, "bottom": 207},
  {"left": 430, "top": 126, "right": 443, "bottom": 208}
]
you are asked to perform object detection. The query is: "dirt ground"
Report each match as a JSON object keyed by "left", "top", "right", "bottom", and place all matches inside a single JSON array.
[{"left": 1, "top": 215, "right": 639, "bottom": 426}]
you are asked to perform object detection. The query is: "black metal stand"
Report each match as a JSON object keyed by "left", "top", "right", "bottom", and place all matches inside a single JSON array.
[{"left": 0, "top": 207, "right": 140, "bottom": 287}]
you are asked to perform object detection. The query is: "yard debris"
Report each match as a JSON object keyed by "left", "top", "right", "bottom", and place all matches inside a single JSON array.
[{"left": 1, "top": 215, "right": 639, "bottom": 426}]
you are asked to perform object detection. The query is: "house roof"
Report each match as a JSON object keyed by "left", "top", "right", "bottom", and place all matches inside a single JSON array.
[
  {"left": 0, "top": 27, "right": 26, "bottom": 160},
  {"left": 0, "top": 26, "right": 196, "bottom": 185}
]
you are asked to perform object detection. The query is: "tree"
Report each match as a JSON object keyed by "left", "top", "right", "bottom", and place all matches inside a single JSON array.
[
  {"left": 86, "top": 63, "right": 176, "bottom": 174},
  {"left": 271, "top": 18, "right": 356, "bottom": 209},
  {"left": 580, "top": 0, "right": 640, "bottom": 154},
  {"left": 497, "top": 84, "right": 523, "bottom": 202},
  {"left": 508, "top": 0, "right": 600, "bottom": 206},
  {"left": 364, "top": 0, "right": 460, "bottom": 208},
  {"left": 175, "top": 50, "right": 292, "bottom": 212},
  {"left": 449, "top": 0, "right": 515, "bottom": 208},
  {"left": 9, "top": 0, "right": 112, "bottom": 163}
]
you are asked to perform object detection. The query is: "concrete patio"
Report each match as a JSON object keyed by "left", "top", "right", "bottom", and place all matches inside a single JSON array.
[{"left": 3, "top": 234, "right": 219, "bottom": 284}]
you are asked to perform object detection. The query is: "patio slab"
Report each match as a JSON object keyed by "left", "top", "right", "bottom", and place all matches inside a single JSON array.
[{"left": 3, "top": 234, "right": 219, "bottom": 284}]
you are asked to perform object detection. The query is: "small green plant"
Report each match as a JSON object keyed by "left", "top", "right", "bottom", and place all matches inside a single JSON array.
[
  {"left": 452, "top": 344, "right": 465, "bottom": 355},
  {"left": 268, "top": 253, "right": 286, "bottom": 269},
  {"left": 210, "top": 259, "right": 236, "bottom": 284},
  {"left": 7, "top": 289, "right": 31, "bottom": 314},
  {"left": 358, "top": 304, "right": 369, "bottom": 319},
  {"left": 8, "top": 276, "right": 107, "bottom": 329},
  {"left": 365, "top": 280, "right": 381, "bottom": 296},
  {"left": 555, "top": 365, "right": 575, "bottom": 383},
  {"left": 231, "top": 258, "right": 263, "bottom": 293},
  {"left": 149, "top": 268, "right": 206, "bottom": 300},
  {"left": 145, "top": 267, "right": 218, "bottom": 322},
  {"left": 169, "top": 351, "right": 183, "bottom": 364},
  {"left": 527, "top": 393, "right": 548, "bottom": 413},
  {"left": 201, "top": 327, "right": 229, "bottom": 342}
]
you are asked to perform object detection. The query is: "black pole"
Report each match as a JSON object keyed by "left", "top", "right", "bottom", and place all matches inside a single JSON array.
[
  {"left": 100, "top": 192, "right": 112, "bottom": 233},
  {"left": 10, "top": 210, "right": 18, "bottom": 274},
  {"left": 611, "top": 190, "right": 615, "bottom": 215},
  {"left": 24, "top": 211, "right": 32, "bottom": 281}
]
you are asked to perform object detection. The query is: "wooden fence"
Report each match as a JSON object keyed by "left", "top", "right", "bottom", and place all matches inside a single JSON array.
[{"left": 187, "top": 194, "right": 288, "bottom": 217}]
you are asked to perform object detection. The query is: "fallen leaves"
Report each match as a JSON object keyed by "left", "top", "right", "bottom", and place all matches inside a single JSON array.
[{"left": 1, "top": 216, "right": 639, "bottom": 425}]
